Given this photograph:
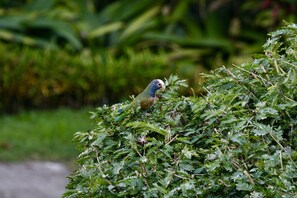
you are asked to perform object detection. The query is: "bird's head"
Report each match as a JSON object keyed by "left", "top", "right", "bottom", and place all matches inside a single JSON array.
[{"left": 148, "top": 79, "right": 165, "bottom": 96}]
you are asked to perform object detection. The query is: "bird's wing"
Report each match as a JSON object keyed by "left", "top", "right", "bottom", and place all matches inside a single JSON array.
[{"left": 140, "top": 97, "right": 154, "bottom": 110}]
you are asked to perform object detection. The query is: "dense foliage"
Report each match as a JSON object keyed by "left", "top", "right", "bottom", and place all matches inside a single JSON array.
[
  {"left": 64, "top": 24, "right": 297, "bottom": 197},
  {"left": 1, "top": 0, "right": 296, "bottom": 53},
  {"left": 0, "top": 47, "right": 172, "bottom": 113}
]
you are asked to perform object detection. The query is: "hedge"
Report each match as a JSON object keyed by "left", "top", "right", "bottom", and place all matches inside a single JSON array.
[
  {"left": 0, "top": 46, "right": 173, "bottom": 113},
  {"left": 64, "top": 23, "right": 297, "bottom": 197}
]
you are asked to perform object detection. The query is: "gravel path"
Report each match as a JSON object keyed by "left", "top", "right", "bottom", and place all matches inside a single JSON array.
[{"left": 0, "top": 161, "right": 70, "bottom": 198}]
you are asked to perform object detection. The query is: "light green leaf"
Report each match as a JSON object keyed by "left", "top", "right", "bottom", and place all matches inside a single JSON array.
[
  {"left": 127, "top": 121, "right": 168, "bottom": 136},
  {"left": 89, "top": 22, "right": 123, "bottom": 38},
  {"left": 113, "top": 161, "right": 125, "bottom": 175},
  {"left": 252, "top": 123, "right": 271, "bottom": 136},
  {"left": 236, "top": 181, "right": 253, "bottom": 191},
  {"left": 120, "top": 6, "right": 160, "bottom": 40}
]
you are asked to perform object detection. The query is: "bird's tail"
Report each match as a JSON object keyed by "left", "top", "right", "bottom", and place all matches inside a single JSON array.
[
  {"left": 115, "top": 113, "right": 126, "bottom": 122},
  {"left": 114, "top": 104, "right": 131, "bottom": 122}
]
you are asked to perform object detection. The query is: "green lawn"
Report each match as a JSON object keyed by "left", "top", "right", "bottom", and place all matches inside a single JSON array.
[{"left": 0, "top": 107, "right": 94, "bottom": 161}]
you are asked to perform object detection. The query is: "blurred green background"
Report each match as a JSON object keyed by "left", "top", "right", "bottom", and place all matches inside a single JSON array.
[{"left": 0, "top": 0, "right": 296, "bottom": 161}]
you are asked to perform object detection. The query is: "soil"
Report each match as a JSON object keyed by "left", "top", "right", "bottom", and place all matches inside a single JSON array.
[{"left": 0, "top": 161, "right": 70, "bottom": 198}]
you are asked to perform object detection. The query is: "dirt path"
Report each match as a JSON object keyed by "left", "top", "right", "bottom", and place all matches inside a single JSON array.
[{"left": 0, "top": 161, "right": 70, "bottom": 198}]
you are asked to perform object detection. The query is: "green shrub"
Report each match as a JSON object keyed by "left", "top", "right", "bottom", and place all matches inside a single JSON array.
[
  {"left": 0, "top": 46, "right": 175, "bottom": 113},
  {"left": 64, "top": 24, "right": 297, "bottom": 197}
]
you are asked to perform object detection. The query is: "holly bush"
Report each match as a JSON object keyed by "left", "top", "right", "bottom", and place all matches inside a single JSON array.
[{"left": 64, "top": 23, "right": 297, "bottom": 197}]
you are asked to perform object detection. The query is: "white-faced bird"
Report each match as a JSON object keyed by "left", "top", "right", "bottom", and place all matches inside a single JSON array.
[{"left": 115, "top": 79, "right": 165, "bottom": 122}]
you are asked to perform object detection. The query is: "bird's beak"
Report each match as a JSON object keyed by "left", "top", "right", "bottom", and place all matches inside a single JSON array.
[{"left": 161, "top": 84, "right": 165, "bottom": 91}]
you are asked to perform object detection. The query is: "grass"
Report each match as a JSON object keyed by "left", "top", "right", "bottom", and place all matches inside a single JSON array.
[{"left": 0, "top": 107, "right": 95, "bottom": 161}]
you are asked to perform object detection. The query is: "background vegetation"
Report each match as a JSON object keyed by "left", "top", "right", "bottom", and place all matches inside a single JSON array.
[{"left": 64, "top": 24, "right": 297, "bottom": 197}]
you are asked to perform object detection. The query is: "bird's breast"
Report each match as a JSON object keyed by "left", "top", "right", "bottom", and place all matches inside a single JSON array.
[{"left": 140, "top": 98, "right": 154, "bottom": 110}]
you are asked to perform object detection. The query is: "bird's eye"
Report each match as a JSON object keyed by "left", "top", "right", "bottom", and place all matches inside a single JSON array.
[{"left": 157, "top": 83, "right": 161, "bottom": 87}]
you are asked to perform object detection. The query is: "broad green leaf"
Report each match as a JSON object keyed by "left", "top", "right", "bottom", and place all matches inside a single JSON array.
[
  {"left": 27, "top": 18, "right": 82, "bottom": 49},
  {"left": 120, "top": 6, "right": 160, "bottom": 40},
  {"left": 112, "top": 161, "right": 125, "bottom": 175},
  {"left": 89, "top": 22, "right": 123, "bottom": 38},
  {"left": 252, "top": 123, "right": 271, "bottom": 136},
  {"left": 126, "top": 121, "right": 168, "bottom": 136},
  {"left": 24, "top": 0, "right": 54, "bottom": 11},
  {"left": 0, "top": 15, "right": 29, "bottom": 29},
  {"left": 236, "top": 182, "right": 253, "bottom": 191},
  {"left": 0, "top": 29, "right": 51, "bottom": 47}
]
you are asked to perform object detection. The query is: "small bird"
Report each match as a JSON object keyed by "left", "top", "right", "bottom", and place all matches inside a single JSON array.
[{"left": 115, "top": 79, "right": 165, "bottom": 122}]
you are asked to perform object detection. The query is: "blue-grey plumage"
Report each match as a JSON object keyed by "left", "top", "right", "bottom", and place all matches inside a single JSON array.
[{"left": 115, "top": 79, "right": 165, "bottom": 122}]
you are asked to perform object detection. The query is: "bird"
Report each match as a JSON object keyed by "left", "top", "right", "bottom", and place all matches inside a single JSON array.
[{"left": 115, "top": 79, "right": 165, "bottom": 122}]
